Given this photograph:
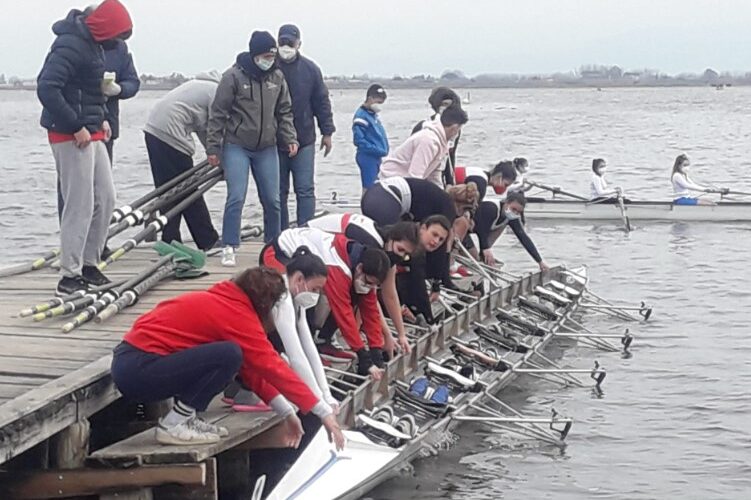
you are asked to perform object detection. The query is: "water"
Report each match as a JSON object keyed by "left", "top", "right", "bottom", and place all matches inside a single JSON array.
[{"left": 1, "top": 87, "right": 750, "bottom": 499}]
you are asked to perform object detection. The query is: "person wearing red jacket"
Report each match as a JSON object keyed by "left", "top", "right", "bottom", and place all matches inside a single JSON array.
[
  {"left": 261, "top": 227, "right": 391, "bottom": 378},
  {"left": 111, "top": 267, "right": 344, "bottom": 448}
]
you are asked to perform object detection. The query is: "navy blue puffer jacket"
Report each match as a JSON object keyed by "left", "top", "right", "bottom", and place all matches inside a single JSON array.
[{"left": 37, "top": 10, "right": 107, "bottom": 134}]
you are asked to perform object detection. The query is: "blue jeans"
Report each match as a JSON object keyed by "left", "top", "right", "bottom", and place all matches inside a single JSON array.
[
  {"left": 279, "top": 144, "right": 315, "bottom": 229},
  {"left": 356, "top": 151, "right": 382, "bottom": 189},
  {"left": 222, "top": 143, "right": 281, "bottom": 244}
]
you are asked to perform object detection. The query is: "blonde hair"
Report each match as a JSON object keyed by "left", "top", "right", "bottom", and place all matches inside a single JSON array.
[{"left": 446, "top": 181, "right": 480, "bottom": 214}]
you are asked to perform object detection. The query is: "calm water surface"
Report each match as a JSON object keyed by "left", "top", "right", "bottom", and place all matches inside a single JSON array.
[{"left": 1, "top": 87, "right": 749, "bottom": 499}]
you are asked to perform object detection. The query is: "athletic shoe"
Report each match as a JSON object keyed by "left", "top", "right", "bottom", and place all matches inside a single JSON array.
[
  {"left": 221, "top": 246, "right": 236, "bottom": 267},
  {"left": 82, "top": 265, "right": 111, "bottom": 286},
  {"left": 221, "top": 396, "right": 235, "bottom": 405},
  {"left": 189, "top": 416, "right": 229, "bottom": 437},
  {"left": 55, "top": 276, "right": 89, "bottom": 297},
  {"left": 155, "top": 420, "right": 220, "bottom": 445},
  {"left": 317, "top": 342, "right": 357, "bottom": 361},
  {"left": 450, "top": 263, "right": 472, "bottom": 278}
]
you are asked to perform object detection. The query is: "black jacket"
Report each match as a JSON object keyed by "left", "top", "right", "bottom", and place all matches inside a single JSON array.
[
  {"left": 276, "top": 54, "right": 335, "bottom": 149},
  {"left": 37, "top": 10, "right": 107, "bottom": 134},
  {"left": 104, "top": 40, "right": 140, "bottom": 140}
]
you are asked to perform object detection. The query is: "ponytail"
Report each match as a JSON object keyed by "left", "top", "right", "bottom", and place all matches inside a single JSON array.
[{"left": 286, "top": 246, "right": 328, "bottom": 279}]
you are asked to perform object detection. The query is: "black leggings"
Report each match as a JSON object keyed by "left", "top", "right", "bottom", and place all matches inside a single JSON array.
[
  {"left": 145, "top": 132, "right": 219, "bottom": 250},
  {"left": 111, "top": 341, "right": 243, "bottom": 411},
  {"left": 360, "top": 183, "right": 403, "bottom": 226}
]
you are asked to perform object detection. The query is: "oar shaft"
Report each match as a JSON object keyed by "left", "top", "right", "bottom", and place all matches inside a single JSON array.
[{"left": 526, "top": 181, "right": 588, "bottom": 201}]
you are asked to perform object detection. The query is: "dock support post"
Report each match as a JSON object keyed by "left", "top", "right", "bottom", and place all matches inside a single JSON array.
[
  {"left": 101, "top": 489, "right": 154, "bottom": 500},
  {"left": 157, "top": 458, "right": 217, "bottom": 500},
  {"left": 217, "top": 450, "right": 251, "bottom": 499},
  {"left": 51, "top": 418, "right": 90, "bottom": 469}
]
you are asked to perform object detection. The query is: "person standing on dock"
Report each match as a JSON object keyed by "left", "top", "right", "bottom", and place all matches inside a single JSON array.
[
  {"left": 275, "top": 24, "right": 336, "bottom": 230},
  {"left": 352, "top": 84, "right": 389, "bottom": 192},
  {"left": 111, "top": 266, "right": 345, "bottom": 448},
  {"left": 206, "top": 31, "right": 299, "bottom": 266},
  {"left": 380, "top": 106, "right": 468, "bottom": 187},
  {"left": 37, "top": 0, "right": 133, "bottom": 296},
  {"left": 143, "top": 71, "right": 222, "bottom": 250},
  {"left": 412, "top": 87, "right": 463, "bottom": 185}
]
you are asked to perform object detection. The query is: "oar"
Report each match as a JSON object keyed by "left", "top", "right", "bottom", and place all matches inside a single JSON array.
[
  {"left": 110, "top": 160, "right": 210, "bottom": 223},
  {"left": 525, "top": 181, "right": 588, "bottom": 201},
  {"left": 0, "top": 249, "right": 60, "bottom": 278},
  {"left": 99, "top": 171, "right": 222, "bottom": 271},
  {"left": 616, "top": 193, "right": 632, "bottom": 232}
]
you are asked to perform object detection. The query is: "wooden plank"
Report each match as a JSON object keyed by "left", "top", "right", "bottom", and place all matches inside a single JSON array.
[
  {"left": 0, "top": 384, "right": 38, "bottom": 400},
  {"left": 156, "top": 459, "right": 217, "bottom": 500},
  {"left": 89, "top": 410, "right": 280, "bottom": 466},
  {"left": 0, "top": 356, "right": 118, "bottom": 465},
  {"left": 0, "top": 356, "right": 87, "bottom": 378},
  {"left": 2, "top": 463, "right": 206, "bottom": 499}
]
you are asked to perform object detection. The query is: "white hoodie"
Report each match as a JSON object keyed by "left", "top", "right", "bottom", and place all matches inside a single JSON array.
[
  {"left": 143, "top": 70, "right": 222, "bottom": 156},
  {"left": 379, "top": 118, "right": 449, "bottom": 187}
]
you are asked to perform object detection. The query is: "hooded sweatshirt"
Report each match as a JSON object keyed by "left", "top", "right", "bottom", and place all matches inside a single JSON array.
[
  {"left": 144, "top": 71, "right": 222, "bottom": 156},
  {"left": 379, "top": 118, "right": 449, "bottom": 187},
  {"left": 123, "top": 281, "right": 324, "bottom": 416},
  {"left": 37, "top": 1, "right": 132, "bottom": 140}
]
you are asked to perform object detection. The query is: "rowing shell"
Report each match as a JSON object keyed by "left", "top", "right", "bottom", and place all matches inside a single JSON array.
[
  {"left": 321, "top": 198, "right": 751, "bottom": 223},
  {"left": 265, "top": 266, "right": 626, "bottom": 499}
]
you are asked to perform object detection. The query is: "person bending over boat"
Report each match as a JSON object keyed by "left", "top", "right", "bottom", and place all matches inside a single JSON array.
[
  {"left": 469, "top": 191, "right": 549, "bottom": 270},
  {"left": 261, "top": 228, "right": 392, "bottom": 379},
  {"left": 454, "top": 161, "right": 517, "bottom": 200},
  {"left": 380, "top": 106, "right": 468, "bottom": 187},
  {"left": 590, "top": 158, "right": 626, "bottom": 203},
  {"left": 307, "top": 213, "right": 420, "bottom": 356},
  {"left": 671, "top": 154, "right": 725, "bottom": 205},
  {"left": 111, "top": 266, "right": 344, "bottom": 449}
]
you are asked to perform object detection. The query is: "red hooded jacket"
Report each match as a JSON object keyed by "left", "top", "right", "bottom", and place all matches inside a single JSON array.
[{"left": 123, "top": 281, "right": 319, "bottom": 413}]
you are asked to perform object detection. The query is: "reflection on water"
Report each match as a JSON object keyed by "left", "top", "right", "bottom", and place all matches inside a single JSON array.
[{"left": 1, "top": 87, "right": 750, "bottom": 499}]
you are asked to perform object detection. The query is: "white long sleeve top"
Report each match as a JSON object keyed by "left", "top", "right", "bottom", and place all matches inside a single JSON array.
[
  {"left": 590, "top": 173, "right": 618, "bottom": 199},
  {"left": 270, "top": 277, "right": 337, "bottom": 412},
  {"left": 672, "top": 172, "right": 708, "bottom": 199}
]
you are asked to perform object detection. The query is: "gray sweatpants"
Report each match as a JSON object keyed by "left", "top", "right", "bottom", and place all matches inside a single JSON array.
[{"left": 51, "top": 140, "right": 116, "bottom": 277}]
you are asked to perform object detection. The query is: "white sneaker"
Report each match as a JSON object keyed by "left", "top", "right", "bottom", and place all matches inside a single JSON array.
[
  {"left": 155, "top": 419, "right": 220, "bottom": 445},
  {"left": 221, "top": 246, "right": 236, "bottom": 267},
  {"left": 190, "top": 416, "right": 229, "bottom": 437}
]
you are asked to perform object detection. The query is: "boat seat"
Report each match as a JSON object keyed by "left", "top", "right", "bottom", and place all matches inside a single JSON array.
[
  {"left": 549, "top": 280, "right": 581, "bottom": 297},
  {"left": 518, "top": 296, "right": 559, "bottom": 321},
  {"left": 495, "top": 309, "right": 548, "bottom": 336},
  {"left": 425, "top": 362, "right": 483, "bottom": 392},
  {"left": 534, "top": 286, "right": 572, "bottom": 306}
]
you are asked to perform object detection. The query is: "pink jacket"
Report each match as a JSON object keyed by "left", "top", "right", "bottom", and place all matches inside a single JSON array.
[{"left": 379, "top": 118, "right": 448, "bottom": 187}]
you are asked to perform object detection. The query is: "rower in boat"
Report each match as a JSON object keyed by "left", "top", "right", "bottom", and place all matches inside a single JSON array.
[
  {"left": 468, "top": 191, "right": 550, "bottom": 271},
  {"left": 590, "top": 158, "right": 627, "bottom": 203},
  {"left": 507, "top": 158, "right": 531, "bottom": 193},
  {"left": 261, "top": 227, "right": 392, "bottom": 379},
  {"left": 454, "top": 161, "right": 517, "bottom": 199},
  {"left": 110, "top": 266, "right": 345, "bottom": 449},
  {"left": 671, "top": 154, "right": 727, "bottom": 205},
  {"left": 307, "top": 213, "right": 420, "bottom": 356}
]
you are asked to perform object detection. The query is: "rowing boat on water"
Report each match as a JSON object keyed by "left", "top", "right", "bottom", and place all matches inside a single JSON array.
[{"left": 261, "top": 265, "right": 640, "bottom": 499}]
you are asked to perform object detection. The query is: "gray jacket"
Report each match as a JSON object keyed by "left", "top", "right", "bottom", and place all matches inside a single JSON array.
[
  {"left": 206, "top": 64, "right": 297, "bottom": 155},
  {"left": 143, "top": 71, "right": 221, "bottom": 156}
]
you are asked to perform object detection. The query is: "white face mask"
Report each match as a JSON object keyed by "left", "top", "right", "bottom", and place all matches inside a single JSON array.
[
  {"left": 255, "top": 57, "right": 275, "bottom": 71},
  {"left": 370, "top": 103, "right": 382, "bottom": 113},
  {"left": 504, "top": 210, "right": 521, "bottom": 221},
  {"left": 278, "top": 45, "right": 297, "bottom": 61},
  {"left": 681, "top": 163, "right": 690, "bottom": 171},
  {"left": 294, "top": 291, "right": 319, "bottom": 310},
  {"left": 518, "top": 166, "right": 529, "bottom": 174},
  {"left": 353, "top": 276, "right": 374, "bottom": 295},
  {"left": 598, "top": 167, "right": 607, "bottom": 175}
]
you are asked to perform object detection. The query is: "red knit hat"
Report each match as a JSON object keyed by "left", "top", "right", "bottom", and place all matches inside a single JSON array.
[{"left": 85, "top": 0, "right": 133, "bottom": 42}]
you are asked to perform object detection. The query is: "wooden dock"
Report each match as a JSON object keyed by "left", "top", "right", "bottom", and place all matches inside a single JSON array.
[{"left": 0, "top": 242, "right": 268, "bottom": 471}]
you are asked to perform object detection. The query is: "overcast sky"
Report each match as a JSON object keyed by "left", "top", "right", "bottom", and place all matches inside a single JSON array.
[{"left": 1, "top": 0, "right": 749, "bottom": 78}]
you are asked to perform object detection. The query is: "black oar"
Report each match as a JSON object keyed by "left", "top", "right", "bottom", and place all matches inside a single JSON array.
[
  {"left": 525, "top": 181, "right": 588, "bottom": 201},
  {"left": 0, "top": 249, "right": 60, "bottom": 278},
  {"left": 110, "top": 160, "right": 210, "bottom": 223},
  {"left": 99, "top": 170, "right": 222, "bottom": 271}
]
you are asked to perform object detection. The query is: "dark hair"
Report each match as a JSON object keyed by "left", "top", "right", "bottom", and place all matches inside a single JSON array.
[
  {"left": 366, "top": 84, "right": 387, "bottom": 100},
  {"left": 359, "top": 247, "right": 391, "bottom": 283},
  {"left": 286, "top": 246, "right": 328, "bottom": 279},
  {"left": 592, "top": 158, "right": 606, "bottom": 174},
  {"left": 440, "top": 106, "right": 469, "bottom": 127},
  {"left": 513, "top": 157, "right": 528, "bottom": 171},
  {"left": 505, "top": 190, "right": 527, "bottom": 207},
  {"left": 421, "top": 214, "right": 452, "bottom": 232},
  {"left": 233, "top": 267, "right": 286, "bottom": 320},
  {"left": 672, "top": 153, "right": 689, "bottom": 179},
  {"left": 428, "top": 86, "right": 461, "bottom": 112},
  {"left": 382, "top": 222, "right": 420, "bottom": 247},
  {"left": 490, "top": 161, "right": 517, "bottom": 181}
]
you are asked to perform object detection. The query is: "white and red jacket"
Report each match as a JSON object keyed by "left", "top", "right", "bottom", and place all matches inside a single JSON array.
[
  {"left": 307, "top": 213, "right": 384, "bottom": 248},
  {"left": 274, "top": 228, "right": 383, "bottom": 351},
  {"left": 455, "top": 165, "right": 505, "bottom": 198}
]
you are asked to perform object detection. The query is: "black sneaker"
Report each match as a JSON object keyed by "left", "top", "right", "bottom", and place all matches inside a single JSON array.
[
  {"left": 100, "top": 245, "right": 113, "bottom": 261},
  {"left": 82, "top": 265, "right": 111, "bottom": 286},
  {"left": 56, "top": 276, "right": 89, "bottom": 297}
]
